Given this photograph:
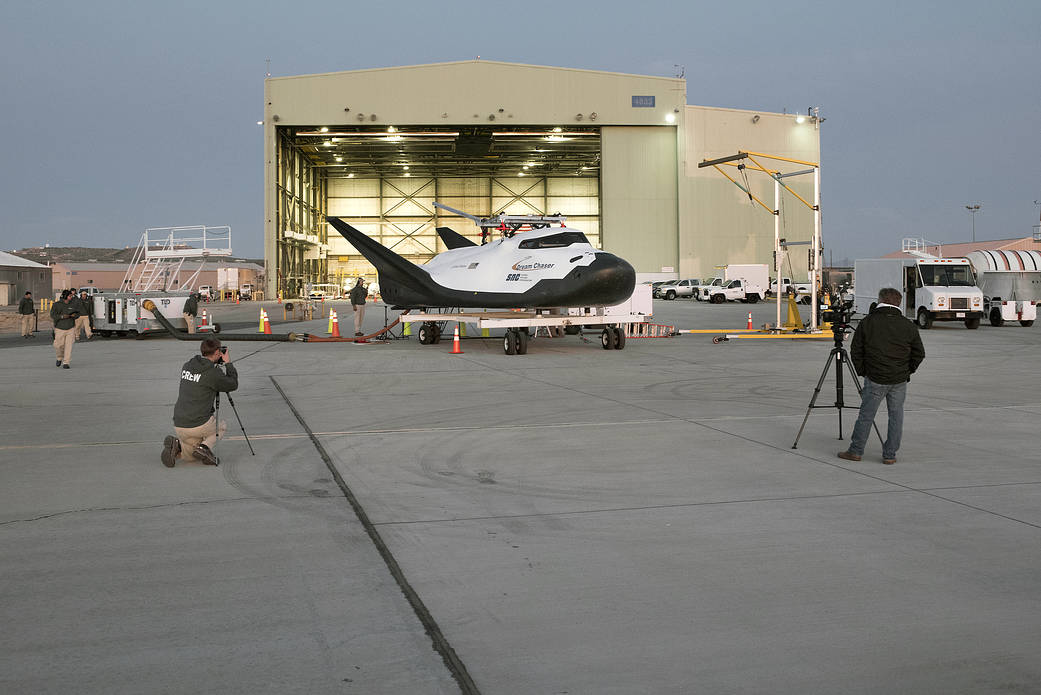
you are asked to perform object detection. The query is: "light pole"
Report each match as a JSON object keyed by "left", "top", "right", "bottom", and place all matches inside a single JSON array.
[{"left": 965, "top": 203, "right": 981, "bottom": 242}]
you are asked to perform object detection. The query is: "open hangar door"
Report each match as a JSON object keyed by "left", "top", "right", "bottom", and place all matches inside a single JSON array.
[{"left": 281, "top": 125, "right": 602, "bottom": 293}]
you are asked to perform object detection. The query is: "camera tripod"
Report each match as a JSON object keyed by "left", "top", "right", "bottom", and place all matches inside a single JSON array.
[{"left": 791, "top": 325, "right": 882, "bottom": 449}]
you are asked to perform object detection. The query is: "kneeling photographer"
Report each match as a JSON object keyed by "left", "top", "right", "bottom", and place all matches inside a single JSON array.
[{"left": 162, "top": 338, "right": 238, "bottom": 467}]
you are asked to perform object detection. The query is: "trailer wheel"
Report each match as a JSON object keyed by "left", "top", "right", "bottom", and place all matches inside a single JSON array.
[
  {"left": 431, "top": 324, "right": 442, "bottom": 344},
  {"left": 418, "top": 323, "right": 432, "bottom": 345},
  {"left": 516, "top": 329, "right": 528, "bottom": 355},
  {"left": 613, "top": 327, "right": 626, "bottom": 350},
  {"left": 1021, "top": 320, "right": 1034, "bottom": 327},
  {"left": 989, "top": 309, "right": 1004, "bottom": 327},
  {"left": 600, "top": 328, "right": 617, "bottom": 349},
  {"left": 965, "top": 317, "right": 980, "bottom": 329},
  {"left": 916, "top": 308, "right": 933, "bottom": 329},
  {"left": 503, "top": 330, "right": 517, "bottom": 355},
  {"left": 211, "top": 322, "right": 221, "bottom": 334}
]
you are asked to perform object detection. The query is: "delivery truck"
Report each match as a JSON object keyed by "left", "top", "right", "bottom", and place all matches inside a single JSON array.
[{"left": 853, "top": 257, "right": 984, "bottom": 329}]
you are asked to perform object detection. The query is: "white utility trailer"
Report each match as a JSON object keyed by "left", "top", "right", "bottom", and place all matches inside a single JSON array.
[
  {"left": 89, "top": 292, "right": 219, "bottom": 337},
  {"left": 964, "top": 250, "right": 1039, "bottom": 327}
]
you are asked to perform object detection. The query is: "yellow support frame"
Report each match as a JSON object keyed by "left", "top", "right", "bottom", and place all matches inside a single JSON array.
[{"left": 698, "top": 149, "right": 824, "bottom": 332}]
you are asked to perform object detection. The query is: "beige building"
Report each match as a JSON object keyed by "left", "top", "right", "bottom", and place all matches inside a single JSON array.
[
  {"left": 50, "top": 261, "right": 264, "bottom": 296},
  {"left": 264, "top": 60, "right": 822, "bottom": 299}
]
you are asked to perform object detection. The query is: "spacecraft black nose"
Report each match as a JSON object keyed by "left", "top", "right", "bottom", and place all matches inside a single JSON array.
[{"left": 591, "top": 253, "right": 637, "bottom": 304}]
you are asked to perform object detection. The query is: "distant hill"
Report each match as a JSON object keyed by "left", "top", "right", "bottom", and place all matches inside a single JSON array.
[{"left": 11, "top": 247, "right": 264, "bottom": 266}]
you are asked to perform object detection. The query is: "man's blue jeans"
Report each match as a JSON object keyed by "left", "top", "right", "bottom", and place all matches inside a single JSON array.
[{"left": 848, "top": 377, "right": 907, "bottom": 460}]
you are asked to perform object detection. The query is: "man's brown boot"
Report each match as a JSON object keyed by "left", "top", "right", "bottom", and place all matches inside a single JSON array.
[{"left": 837, "top": 451, "right": 862, "bottom": 462}]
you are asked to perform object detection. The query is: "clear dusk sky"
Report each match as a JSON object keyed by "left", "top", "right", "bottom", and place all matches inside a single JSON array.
[{"left": 2, "top": 0, "right": 1038, "bottom": 263}]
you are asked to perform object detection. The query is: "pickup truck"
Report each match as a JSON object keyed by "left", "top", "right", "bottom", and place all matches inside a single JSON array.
[
  {"left": 694, "top": 277, "right": 723, "bottom": 301},
  {"left": 768, "top": 278, "right": 812, "bottom": 297},
  {"left": 656, "top": 278, "right": 701, "bottom": 300},
  {"left": 705, "top": 279, "right": 766, "bottom": 304}
]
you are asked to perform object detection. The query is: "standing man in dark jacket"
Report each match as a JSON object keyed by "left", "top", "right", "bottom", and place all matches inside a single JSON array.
[
  {"left": 161, "top": 337, "right": 239, "bottom": 467},
  {"left": 18, "top": 291, "right": 34, "bottom": 338},
  {"left": 50, "top": 290, "right": 77, "bottom": 369},
  {"left": 183, "top": 292, "right": 199, "bottom": 335},
  {"left": 349, "top": 278, "right": 367, "bottom": 337},
  {"left": 73, "top": 290, "right": 93, "bottom": 340},
  {"left": 839, "top": 287, "right": 926, "bottom": 465}
]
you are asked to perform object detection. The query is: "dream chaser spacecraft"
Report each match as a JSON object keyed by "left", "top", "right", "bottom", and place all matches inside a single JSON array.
[{"left": 326, "top": 204, "right": 636, "bottom": 310}]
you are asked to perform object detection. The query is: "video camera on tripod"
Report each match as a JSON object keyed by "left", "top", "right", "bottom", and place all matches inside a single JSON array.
[
  {"left": 792, "top": 297, "right": 883, "bottom": 449},
  {"left": 820, "top": 299, "right": 855, "bottom": 332}
]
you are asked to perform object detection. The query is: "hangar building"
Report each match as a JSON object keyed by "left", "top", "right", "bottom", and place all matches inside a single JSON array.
[{"left": 263, "top": 61, "right": 821, "bottom": 299}]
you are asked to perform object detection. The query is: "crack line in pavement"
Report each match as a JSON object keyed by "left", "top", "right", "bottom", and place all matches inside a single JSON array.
[
  {"left": 270, "top": 376, "right": 481, "bottom": 695},
  {"left": 0, "top": 494, "right": 317, "bottom": 526},
  {"left": 373, "top": 489, "right": 916, "bottom": 526}
]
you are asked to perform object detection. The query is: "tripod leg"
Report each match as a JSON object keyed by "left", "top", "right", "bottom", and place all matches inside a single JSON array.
[
  {"left": 792, "top": 348, "right": 839, "bottom": 449},
  {"left": 225, "top": 394, "right": 256, "bottom": 456}
]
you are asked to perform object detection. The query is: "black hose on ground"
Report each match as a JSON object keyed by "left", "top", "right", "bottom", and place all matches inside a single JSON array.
[{"left": 142, "top": 300, "right": 299, "bottom": 342}]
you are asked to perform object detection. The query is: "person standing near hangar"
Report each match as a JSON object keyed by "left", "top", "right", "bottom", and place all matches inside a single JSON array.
[
  {"left": 349, "top": 278, "right": 367, "bottom": 337},
  {"left": 18, "top": 291, "right": 35, "bottom": 338},
  {"left": 183, "top": 292, "right": 200, "bottom": 335},
  {"left": 73, "top": 290, "right": 93, "bottom": 340}
]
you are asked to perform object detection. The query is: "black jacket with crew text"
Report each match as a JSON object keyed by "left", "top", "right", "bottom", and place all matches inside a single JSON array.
[
  {"left": 850, "top": 306, "right": 926, "bottom": 384},
  {"left": 173, "top": 355, "right": 239, "bottom": 428}
]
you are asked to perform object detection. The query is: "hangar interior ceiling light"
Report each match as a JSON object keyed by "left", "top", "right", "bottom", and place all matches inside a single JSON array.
[{"left": 288, "top": 125, "right": 601, "bottom": 178}]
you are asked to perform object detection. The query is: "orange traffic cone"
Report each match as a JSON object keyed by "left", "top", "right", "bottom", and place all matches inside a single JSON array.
[
  {"left": 449, "top": 326, "right": 463, "bottom": 354},
  {"left": 201, "top": 309, "right": 209, "bottom": 327},
  {"left": 747, "top": 312, "right": 753, "bottom": 329},
  {"left": 263, "top": 309, "right": 272, "bottom": 335},
  {"left": 331, "top": 312, "right": 341, "bottom": 338}
]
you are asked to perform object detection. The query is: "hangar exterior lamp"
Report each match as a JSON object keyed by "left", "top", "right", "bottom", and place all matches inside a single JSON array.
[
  {"left": 552, "top": 127, "right": 562, "bottom": 133},
  {"left": 257, "top": 120, "right": 264, "bottom": 125},
  {"left": 665, "top": 113, "right": 676, "bottom": 124},
  {"left": 320, "top": 127, "right": 329, "bottom": 133},
  {"left": 795, "top": 115, "right": 807, "bottom": 124}
]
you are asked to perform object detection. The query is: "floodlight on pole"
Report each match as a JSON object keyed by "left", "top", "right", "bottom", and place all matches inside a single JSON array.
[{"left": 965, "top": 203, "right": 981, "bottom": 242}]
